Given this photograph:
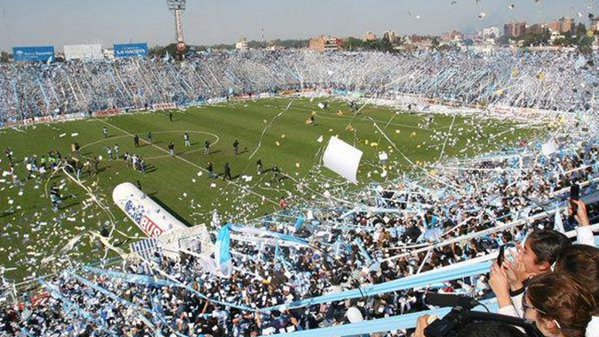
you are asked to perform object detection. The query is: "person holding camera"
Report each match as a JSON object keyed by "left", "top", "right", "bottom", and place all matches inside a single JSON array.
[
  {"left": 489, "top": 229, "right": 571, "bottom": 317},
  {"left": 489, "top": 198, "right": 598, "bottom": 336},
  {"left": 489, "top": 192, "right": 595, "bottom": 315},
  {"left": 569, "top": 199, "right": 594, "bottom": 246}
]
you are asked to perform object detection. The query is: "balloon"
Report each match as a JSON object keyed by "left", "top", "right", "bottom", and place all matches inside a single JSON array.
[{"left": 346, "top": 307, "right": 364, "bottom": 323}]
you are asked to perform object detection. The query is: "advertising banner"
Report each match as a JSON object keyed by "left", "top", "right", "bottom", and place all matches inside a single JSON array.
[
  {"left": 64, "top": 44, "right": 103, "bottom": 61},
  {"left": 114, "top": 43, "right": 148, "bottom": 58},
  {"left": 94, "top": 108, "right": 122, "bottom": 117},
  {"left": 151, "top": 103, "right": 177, "bottom": 110},
  {"left": 13, "top": 46, "right": 55, "bottom": 62}
]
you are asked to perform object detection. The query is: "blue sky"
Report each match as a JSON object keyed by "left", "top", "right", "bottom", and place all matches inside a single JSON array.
[{"left": 0, "top": 0, "right": 595, "bottom": 51}]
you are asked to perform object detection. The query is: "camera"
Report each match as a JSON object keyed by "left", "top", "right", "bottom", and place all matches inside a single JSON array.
[
  {"left": 423, "top": 293, "right": 543, "bottom": 337},
  {"left": 568, "top": 183, "right": 580, "bottom": 224},
  {"left": 424, "top": 306, "right": 543, "bottom": 337},
  {"left": 497, "top": 243, "right": 518, "bottom": 267}
]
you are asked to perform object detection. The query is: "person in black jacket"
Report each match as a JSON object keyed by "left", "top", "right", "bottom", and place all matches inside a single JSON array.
[
  {"left": 223, "top": 162, "right": 232, "bottom": 180},
  {"left": 233, "top": 139, "right": 240, "bottom": 155}
]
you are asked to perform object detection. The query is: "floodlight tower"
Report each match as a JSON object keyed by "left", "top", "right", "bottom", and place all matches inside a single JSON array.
[{"left": 167, "top": 0, "right": 188, "bottom": 58}]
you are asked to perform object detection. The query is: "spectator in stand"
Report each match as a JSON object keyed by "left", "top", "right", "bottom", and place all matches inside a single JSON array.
[
  {"left": 489, "top": 229, "right": 571, "bottom": 316},
  {"left": 490, "top": 198, "right": 595, "bottom": 320},
  {"left": 524, "top": 273, "right": 595, "bottom": 337},
  {"left": 554, "top": 244, "right": 599, "bottom": 335}
]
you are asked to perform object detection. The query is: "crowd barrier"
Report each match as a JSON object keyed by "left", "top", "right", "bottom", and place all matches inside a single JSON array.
[{"left": 266, "top": 300, "right": 499, "bottom": 337}]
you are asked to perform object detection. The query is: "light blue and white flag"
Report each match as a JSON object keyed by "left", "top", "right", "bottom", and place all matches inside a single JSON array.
[
  {"left": 214, "top": 224, "right": 233, "bottom": 278},
  {"left": 295, "top": 214, "right": 305, "bottom": 231}
]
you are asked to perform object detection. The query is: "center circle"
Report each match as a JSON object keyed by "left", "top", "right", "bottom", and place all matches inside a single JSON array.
[{"left": 79, "top": 130, "right": 220, "bottom": 160}]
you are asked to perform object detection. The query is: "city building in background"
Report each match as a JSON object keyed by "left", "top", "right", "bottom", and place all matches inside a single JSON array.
[
  {"left": 504, "top": 22, "right": 527, "bottom": 38},
  {"left": 363, "top": 31, "right": 378, "bottom": 42},
  {"left": 309, "top": 35, "right": 344, "bottom": 52},
  {"left": 383, "top": 30, "right": 399, "bottom": 44},
  {"left": 441, "top": 30, "right": 464, "bottom": 42},
  {"left": 235, "top": 37, "right": 249, "bottom": 51},
  {"left": 482, "top": 27, "right": 501, "bottom": 39},
  {"left": 548, "top": 17, "right": 575, "bottom": 33}
]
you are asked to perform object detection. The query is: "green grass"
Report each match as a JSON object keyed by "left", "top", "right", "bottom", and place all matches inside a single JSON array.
[{"left": 0, "top": 98, "right": 543, "bottom": 282}]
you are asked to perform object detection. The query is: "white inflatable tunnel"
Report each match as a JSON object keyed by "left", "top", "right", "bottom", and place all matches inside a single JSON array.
[{"left": 113, "top": 182, "right": 188, "bottom": 238}]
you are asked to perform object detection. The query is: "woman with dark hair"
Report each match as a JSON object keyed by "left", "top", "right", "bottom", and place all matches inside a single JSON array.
[
  {"left": 524, "top": 273, "right": 595, "bottom": 337},
  {"left": 555, "top": 244, "right": 599, "bottom": 336},
  {"left": 489, "top": 229, "right": 571, "bottom": 318}
]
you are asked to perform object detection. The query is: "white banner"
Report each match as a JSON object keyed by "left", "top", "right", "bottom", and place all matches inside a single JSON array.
[{"left": 323, "top": 136, "right": 363, "bottom": 184}]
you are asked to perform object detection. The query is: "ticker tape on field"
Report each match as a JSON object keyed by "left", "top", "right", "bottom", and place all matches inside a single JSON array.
[{"left": 264, "top": 300, "right": 500, "bottom": 337}]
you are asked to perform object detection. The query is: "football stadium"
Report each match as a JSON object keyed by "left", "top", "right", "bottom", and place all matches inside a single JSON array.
[{"left": 1, "top": 1, "right": 599, "bottom": 337}]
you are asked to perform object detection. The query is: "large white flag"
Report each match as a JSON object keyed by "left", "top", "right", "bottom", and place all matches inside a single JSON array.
[
  {"left": 323, "top": 136, "right": 363, "bottom": 184},
  {"left": 541, "top": 139, "right": 558, "bottom": 156}
]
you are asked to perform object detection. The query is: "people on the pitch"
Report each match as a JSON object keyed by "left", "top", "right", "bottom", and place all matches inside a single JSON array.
[
  {"left": 204, "top": 140, "right": 210, "bottom": 155},
  {"left": 4, "top": 147, "right": 14, "bottom": 164},
  {"left": 184, "top": 132, "right": 191, "bottom": 147},
  {"left": 272, "top": 165, "right": 284, "bottom": 182},
  {"left": 168, "top": 142, "right": 175, "bottom": 157},
  {"left": 134, "top": 134, "right": 140, "bottom": 148},
  {"left": 123, "top": 153, "right": 147, "bottom": 174},
  {"left": 223, "top": 162, "right": 232, "bottom": 180},
  {"left": 233, "top": 139, "right": 239, "bottom": 155},
  {"left": 50, "top": 183, "right": 62, "bottom": 212},
  {"left": 147, "top": 131, "right": 153, "bottom": 144},
  {"left": 71, "top": 143, "right": 80, "bottom": 156},
  {"left": 256, "top": 159, "right": 263, "bottom": 175},
  {"left": 103, "top": 127, "right": 108, "bottom": 138},
  {"left": 207, "top": 161, "right": 216, "bottom": 178}
]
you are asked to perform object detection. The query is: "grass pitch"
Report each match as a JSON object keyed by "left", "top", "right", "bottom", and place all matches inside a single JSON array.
[{"left": 0, "top": 97, "right": 543, "bottom": 282}]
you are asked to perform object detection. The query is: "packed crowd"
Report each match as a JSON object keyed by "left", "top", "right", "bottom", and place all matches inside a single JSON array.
[
  {"left": 0, "top": 50, "right": 598, "bottom": 124},
  {"left": 1, "top": 128, "right": 597, "bottom": 336},
  {"left": 1, "top": 49, "right": 599, "bottom": 337}
]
